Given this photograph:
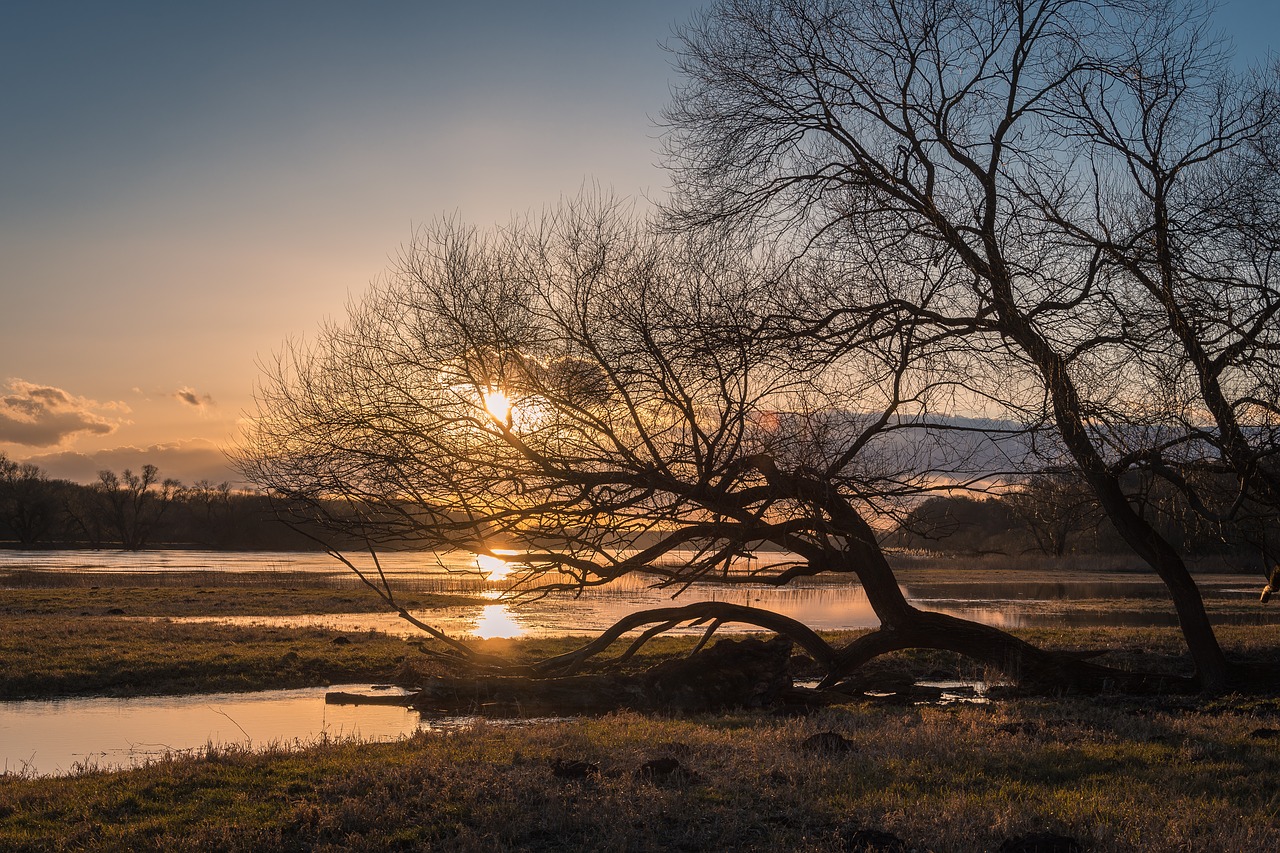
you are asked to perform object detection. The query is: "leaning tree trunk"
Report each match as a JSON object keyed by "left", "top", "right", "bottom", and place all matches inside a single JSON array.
[
  {"left": 822, "top": 500, "right": 1194, "bottom": 692},
  {"left": 978, "top": 261, "right": 1229, "bottom": 692},
  {"left": 1041, "top": 357, "right": 1228, "bottom": 691},
  {"left": 824, "top": 610, "right": 1193, "bottom": 694}
]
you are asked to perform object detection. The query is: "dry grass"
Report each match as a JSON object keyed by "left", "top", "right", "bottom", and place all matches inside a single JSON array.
[
  {"left": 1, "top": 583, "right": 1277, "bottom": 850},
  {"left": 0, "top": 569, "right": 486, "bottom": 617},
  {"left": 889, "top": 550, "right": 1149, "bottom": 574},
  {"left": 0, "top": 585, "right": 481, "bottom": 618}
]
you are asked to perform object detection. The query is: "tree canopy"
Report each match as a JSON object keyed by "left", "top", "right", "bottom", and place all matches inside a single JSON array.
[{"left": 661, "top": 0, "right": 1280, "bottom": 689}]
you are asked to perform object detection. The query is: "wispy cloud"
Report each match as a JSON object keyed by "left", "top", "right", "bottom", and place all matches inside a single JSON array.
[
  {"left": 0, "top": 379, "right": 127, "bottom": 447},
  {"left": 173, "top": 387, "right": 215, "bottom": 409}
]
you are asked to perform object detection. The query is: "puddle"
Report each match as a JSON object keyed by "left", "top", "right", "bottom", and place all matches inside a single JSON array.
[
  {"left": 812, "top": 678, "right": 1003, "bottom": 706},
  {"left": 913, "top": 679, "right": 998, "bottom": 704},
  {"left": 0, "top": 684, "right": 546, "bottom": 778},
  {"left": 1, "top": 671, "right": 1005, "bottom": 777}
]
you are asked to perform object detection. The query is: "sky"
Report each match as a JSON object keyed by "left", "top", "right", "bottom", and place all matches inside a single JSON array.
[{"left": 1, "top": 0, "right": 1276, "bottom": 486}]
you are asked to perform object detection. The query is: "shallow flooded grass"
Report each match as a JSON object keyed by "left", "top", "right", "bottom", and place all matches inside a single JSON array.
[
  {"left": 2, "top": 565, "right": 1278, "bottom": 850},
  {"left": 4, "top": 610, "right": 1277, "bottom": 702}
]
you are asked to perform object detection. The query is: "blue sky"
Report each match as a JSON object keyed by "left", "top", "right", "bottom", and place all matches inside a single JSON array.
[{"left": 0, "top": 0, "right": 1275, "bottom": 483}]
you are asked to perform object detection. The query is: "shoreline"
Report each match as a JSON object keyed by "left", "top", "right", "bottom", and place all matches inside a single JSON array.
[{"left": 3, "top": 568, "right": 1277, "bottom": 702}]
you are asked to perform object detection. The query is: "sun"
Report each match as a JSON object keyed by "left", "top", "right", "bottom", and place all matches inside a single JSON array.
[{"left": 482, "top": 389, "right": 511, "bottom": 423}]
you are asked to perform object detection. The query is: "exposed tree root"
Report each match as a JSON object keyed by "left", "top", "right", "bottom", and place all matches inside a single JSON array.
[
  {"left": 529, "top": 601, "right": 839, "bottom": 676},
  {"left": 401, "top": 600, "right": 1201, "bottom": 698}
]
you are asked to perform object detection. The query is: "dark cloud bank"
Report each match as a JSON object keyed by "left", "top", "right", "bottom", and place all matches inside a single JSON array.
[{"left": 0, "top": 380, "right": 123, "bottom": 447}]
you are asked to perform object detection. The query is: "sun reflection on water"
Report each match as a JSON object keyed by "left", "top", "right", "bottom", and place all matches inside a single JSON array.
[
  {"left": 475, "top": 553, "right": 512, "bottom": 580},
  {"left": 472, "top": 604, "right": 524, "bottom": 639}
]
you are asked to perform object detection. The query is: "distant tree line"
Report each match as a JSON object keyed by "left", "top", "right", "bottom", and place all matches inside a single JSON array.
[
  {"left": 7, "top": 447, "right": 1269, "bottom": 561},
  {"left": 0, "top": 452, "right": 324, "bottom": 550},
  {"left": 890, "top": 467, "right": 1277, "bottom": 563}
]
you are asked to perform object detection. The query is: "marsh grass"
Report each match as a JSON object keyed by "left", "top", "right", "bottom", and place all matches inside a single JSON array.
[
  {"left": 0, "top": 618, "right": 429, "bottom": 699},
  {"left": 0, "top": 569, "right": 486, "bottom": 617},
  {"left": 3, "top": 609, "right": 1276, "bottom": 702},
  {"left": 0, "top": 616, "right": 736, "bottom": 701},
  {"left": 0, "top": 569, "right": 359, "bottom": 589},
  {"left": 0, "top": 586, "right": 483, "bottom": 618},
  {"left": 890, "top": 550, "right": 1147, "bottom": 573},
  {"left": 1, "top": 700, "right": 1277, "bottom": 851},
  {"left": 2, "top": 591, "right": 1278, "bottom": 850}
]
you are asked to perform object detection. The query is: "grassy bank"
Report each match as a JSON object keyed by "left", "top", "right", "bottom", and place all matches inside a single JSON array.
[
  {"left": 0, "top": 569, "right": 491, "bottom": 699},
  {"left": 0, "top": 569, "right": 485, "bottom": 618},
  {"left": 5, "top": 610, "right": 1278, "bottom": 702},
  {"left": 2, "top": 700, "right": 1278, "bottom": 851},
  {"left": 0, "top": 618, "right": 431, "bottom": 699},
  {"left": 0, "top": 612, "right": 745, "bottom": 701}
]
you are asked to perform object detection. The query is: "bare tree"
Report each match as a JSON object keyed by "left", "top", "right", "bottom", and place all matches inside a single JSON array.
[
  {"left": 1005, "top": 470, "right": 1102, "bottom": 557},
  {"left": 238, "top": 200, "right": 1171, "bottom": 692},
  {"left": 0, "top": 454, "right": 59, "bottom": 546},
  {"left": 182, "top": 480, "right": 237, "bottom": 548},
  {"left": 1032, "top": 6, "right": 1280, "bottom": 567},
  {"left": 661, "top": 0, "right": 1279, "bottom": 690},
  {"left": 91, "top": 465, "right": 183, "bottom": 550}
]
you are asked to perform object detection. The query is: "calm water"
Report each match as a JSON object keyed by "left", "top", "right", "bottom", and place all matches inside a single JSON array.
[
  {"left": 0, "top": 684, "right": 546, "bottom": 777},
  {"left": 0, "top": 685, "right": 403, "bottom": 776},
  {"left": 1, "top": 548, "right": 1273, "bottom": 638}
]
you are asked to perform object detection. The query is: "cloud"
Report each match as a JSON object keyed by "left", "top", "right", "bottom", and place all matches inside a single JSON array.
[
  {"left": 0, "top": 379, "right": 127, "bottom": 447},
  {"left": 22, "top": 438, "right": 242, "bottom": 486},
  {"left": 173, "top": 386, "right": 215, "bottom": 409}
]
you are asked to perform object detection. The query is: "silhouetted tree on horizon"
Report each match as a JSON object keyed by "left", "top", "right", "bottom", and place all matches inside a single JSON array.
[
  {"left": 0, "top": 452, "right": 59, "bottom": 546},
  {"left": 238, "top": 198, "right": 1203, "bottom": 693}
]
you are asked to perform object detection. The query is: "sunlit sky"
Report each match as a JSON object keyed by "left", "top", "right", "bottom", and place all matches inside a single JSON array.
[{"left": 2, "top": 0, "right": 1276, "bottom": 484}]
